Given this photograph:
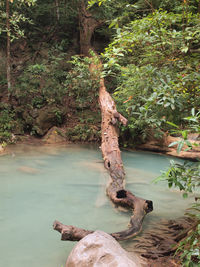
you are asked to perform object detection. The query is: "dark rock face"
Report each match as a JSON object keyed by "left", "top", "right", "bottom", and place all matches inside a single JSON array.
[
  {"left": 35, "top": 107, "right": 59, "bottom": 135},
  {"left": 21, "top": 105, "right": 67, "bottom": 136}
]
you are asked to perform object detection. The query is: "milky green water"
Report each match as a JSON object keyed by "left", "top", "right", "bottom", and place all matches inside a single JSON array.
[{"left": 0, "top": 144, "right": 194, "bottom": 267}]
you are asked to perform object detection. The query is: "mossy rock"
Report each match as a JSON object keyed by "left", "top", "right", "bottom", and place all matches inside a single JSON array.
[
  {"left": 22, "top": 110, "right": 34, "bottom": 125},
  {"left": 42, "top": 126, "right": 66, "bottom": 144},
  {"left": 35, "top": 106, "right": 67, "bottom": 136}
]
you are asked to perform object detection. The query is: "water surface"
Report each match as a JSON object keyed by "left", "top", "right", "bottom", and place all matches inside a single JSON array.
[{"left": 0, "top": 144, "right": 194, "bottom": 267}]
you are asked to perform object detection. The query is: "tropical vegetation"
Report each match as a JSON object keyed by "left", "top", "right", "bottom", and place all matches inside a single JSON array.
[{"left": 0, "top": 0, "right": 199, "bottom": 265}]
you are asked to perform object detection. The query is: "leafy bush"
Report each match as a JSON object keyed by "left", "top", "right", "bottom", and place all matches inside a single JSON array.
[
  {"left": 65, "top": 53, "right": 100, "bottom": 108},
  {"left": 156, "top": 160, "right": 200, "bottom": 267},
  {"left": 66, "top": 124, "right": 100, "bottom": 142},
  {"left": 102, "top": 10, "right": 200, "bottom": 142},
  {"left": 13, "top": 49, "right": 68, "bottom": 108},
  {"left": 176, "top": 202, "right": 200, "bottom": 267},
  {"left": 0, "top": 104, "right": 16, "bottom": 143},
  {"left": 157, "top": 160, "right": 200, "bottom": 197},
  {"left": 155, "top": 117, "right": 200, "bottom": 267}
]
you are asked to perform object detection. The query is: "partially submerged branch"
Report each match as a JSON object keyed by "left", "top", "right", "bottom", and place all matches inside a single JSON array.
[
  {"left": 53, "top": 221, "right": 93, "bottom": 241},
  {"left": 53, "top": 188, "right": 153, "bottom": 241}
]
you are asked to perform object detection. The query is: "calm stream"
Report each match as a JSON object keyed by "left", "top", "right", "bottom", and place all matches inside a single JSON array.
[{"left": 0, "top": 144, "right": 194, "bottom": 267}]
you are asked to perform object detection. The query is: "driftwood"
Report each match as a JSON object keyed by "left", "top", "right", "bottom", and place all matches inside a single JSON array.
[
  {"left": 53, "top": 1, "right": 153, "bottom": 241},
  {"left": 54, "top": 67, "right": 153, "bottom": 241}
]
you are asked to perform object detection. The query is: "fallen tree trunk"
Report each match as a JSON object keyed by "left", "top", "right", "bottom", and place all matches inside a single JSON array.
[
  {"left": 54, "top": 64, "right": 153, "bottom": 241},
  {"left": 54, "top": 2, "right": 153, "bottom": 241},
  {"left": 97, "top": 77, "right": 153, "bottom": 240}
]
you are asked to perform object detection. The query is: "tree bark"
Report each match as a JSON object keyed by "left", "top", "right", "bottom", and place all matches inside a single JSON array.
[
  {"left": 79, "top": 1, "right": 103, "bottom": 56},
  {"left": 6, "top": 0, "right": 11, "bottom": 93},
  {"left": 54, "top": 2, "right": 153, "bottom": 241},
  {"left": 55, "top": 0, "right": 60, "bottom": 22},
  {"left": 54, "top": 72, "right": 153, "bottom": 241}
]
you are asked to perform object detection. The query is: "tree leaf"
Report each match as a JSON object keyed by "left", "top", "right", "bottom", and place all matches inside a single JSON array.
[
  {"left": 181, "top": 46, "right": 189, "bottom": 53},
  {"left": 168, "top": 141, "right": 179, "bottom": 147},
  {"left": 183, "top": 192, "right": 188, "bottom": 198},
  {"left": 166, "top": 121, "right": 179, "bottom": 128},
  {"left": 177, "top": 140, "right": 184, "bottom": 154}
]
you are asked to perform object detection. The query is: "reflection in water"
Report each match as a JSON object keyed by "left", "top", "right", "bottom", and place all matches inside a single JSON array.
[
  {"left": 0, "top": 144, "right": 194, "bottom": 267},
  {"left": 18, "top": 166, "right": 40, "bottom": 174}
]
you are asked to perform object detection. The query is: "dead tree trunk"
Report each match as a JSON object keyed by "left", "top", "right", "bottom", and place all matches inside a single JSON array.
[{"left": 54, "top": 3, "right": 153, "bottom": 241}]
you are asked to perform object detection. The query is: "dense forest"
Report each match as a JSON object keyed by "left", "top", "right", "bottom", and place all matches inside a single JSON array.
[{"left": 0, "top": 0, "right": 200, "bottom": 266}]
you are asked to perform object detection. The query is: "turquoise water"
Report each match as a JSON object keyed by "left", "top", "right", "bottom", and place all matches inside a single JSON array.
[{"left": 0, "top": 144, "right": 194, "bottom": 267}]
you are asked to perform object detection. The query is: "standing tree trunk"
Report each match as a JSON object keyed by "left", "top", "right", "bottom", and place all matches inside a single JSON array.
[
  {"left": 55, "top": 0, "right": 60, "bottom": 22},
  {"left": 54, "top": 2, "right": 153, "bottom": 241},
  {"left": 6, "top": 0, "right": 11, "bottom": 94},
  {"left": 78, "top": 0, "right": 102, "bottom": 56}
]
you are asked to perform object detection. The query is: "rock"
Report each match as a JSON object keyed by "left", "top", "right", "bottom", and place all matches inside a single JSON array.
[
  {"left": 42, "top": 126, "right": 66, "bottom": 144},
  {"left": 22, "top": 110, "right": 34, "bottom": 125},
  {"left": 21, "top": 105, "right": 67, "bottom": 136},
  {"left": 0, "top": 144, "right": 5, "bottom": 153},
  {"left": 137, "top": 133, "right": 200, "bottom": 160},
  {"left": 29, "top": 108, "right": 39, "bottom": 119},
  {"left": 66, "top": 230, "right": 145, "bottom": 267},
  {"left": 35, "top": 106, "right": 67, "bottom": 136}
]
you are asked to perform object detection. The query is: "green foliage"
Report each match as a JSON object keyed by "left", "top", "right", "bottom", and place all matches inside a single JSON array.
[
  {"left": 0, "top": 0, "right": 36, "bottom": 41},
  {"left": 155, "top": 159, "right": 200, "bottom": 266},
  {"left": 102, "top": 10, "right": 200, "bottom": 142},
  {"left": 65, "top": 54, "right": 100, "bottom": 108},
  {"left": 25, "top": 0, "right": 78, "bottom": 45},
  {"left": 184, "top": 108, "right": 200, "bottom": 133},
  {"left": 176, "top": 202, "right": 200, "bottom": 267},
  {"left": 154, "top": 117, "right": 200, "bottom": 266},
  {"left": 166, "top": 121, "right": 193, "bottom": 153},
  {"left": 155, "top": 160, "right": 200, "bottom": 196},
  {"left": 14, "top": 48, "right": 68, "bottom": 107},
  {"left": 166, "top": 108, "right": 200, "bottom": 153},
  {"left": 0, "top": 104, "right": 16, "bottom": 143},
  {"left": 112, "top": 64, "right": 185, "bottom": 141},
  {"left": 89, "top": 0, "right": 200, "bottom": 32},
  {"left": 66, "top": 124, "right": 101, "bottom": 142}
]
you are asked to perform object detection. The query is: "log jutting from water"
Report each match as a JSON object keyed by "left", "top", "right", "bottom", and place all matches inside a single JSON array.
[
  {"left": 53, "top": 62, "right": 153, "bottom": 241},
  {"left": 54, "top": 1, "right": 152, "bottom": 241}
]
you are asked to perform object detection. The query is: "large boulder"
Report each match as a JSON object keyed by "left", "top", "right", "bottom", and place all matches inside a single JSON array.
[
  {"left": 35, "top": 107, "right": 65, "bottom": 136},
  {"left": 21, "top": 105, "right": 67, "bottom": 136},
  {"left": 66, "top": 230, "right": 145, "bottom": 267}
]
